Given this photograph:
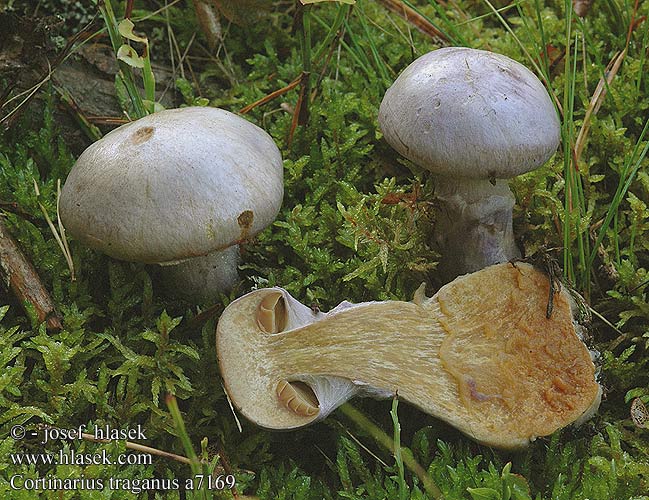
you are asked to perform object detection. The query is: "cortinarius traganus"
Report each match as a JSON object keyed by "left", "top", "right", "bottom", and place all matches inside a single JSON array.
[
  {"left": 216, "top": 262, "right": 600, "bottom": 449},
  {"left": 379, "top": 47, "right": 561, "bottom": 280},
  {"left": 60, "top": 107, "right": 284, "bottom": 301}
]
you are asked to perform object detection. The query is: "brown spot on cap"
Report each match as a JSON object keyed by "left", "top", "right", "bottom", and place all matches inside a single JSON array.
[
  {"left": 237, "top": 210, "right": 255, "bottom": 242},
  {"left": 237, "top": 210, "right": 254, "bottom": 229},
  {"left": 132, "top": 126, "right": 155, "bottom": 145}
]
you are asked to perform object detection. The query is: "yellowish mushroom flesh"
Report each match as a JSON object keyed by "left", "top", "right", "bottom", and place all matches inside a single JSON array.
[{"left": 216, "top": 263, "right": 600, "bottom": 449}]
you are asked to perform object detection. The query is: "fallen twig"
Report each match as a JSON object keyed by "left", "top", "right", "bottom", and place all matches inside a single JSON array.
[
  {"left": 239, "top": 73, "right": 303, "bottom": 115},
  {"left": 0, "top": 218, "right": 62, "bottom": 330},
  {"left": 376, "top": 0, "right": 448, "bottom": 42}
]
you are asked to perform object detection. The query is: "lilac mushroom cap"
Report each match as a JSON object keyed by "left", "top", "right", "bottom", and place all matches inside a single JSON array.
[
  {"left": 379, "top": 47, "right": 561, "bottom": 279},
  {"left": 379, "top": 47, "right": 560, "bottom": 180},
  {"left": 60, "top": 106, "right": 284, "bottom": 299}
]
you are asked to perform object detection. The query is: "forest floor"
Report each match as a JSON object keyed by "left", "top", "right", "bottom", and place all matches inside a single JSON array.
[{"left": 1, "top": 0, "right": 649, "bottom": 499}]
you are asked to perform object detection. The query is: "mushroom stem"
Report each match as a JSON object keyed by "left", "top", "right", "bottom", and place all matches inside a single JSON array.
[
  {"left": 269, "top": 298, "right": 443, "bottom": 417},
  {"left": 156, "top": 245, "right": 240, "bottom": 302},
  {"left": 378, "top": 48, "right": 561, "bottom": 282},
  {"left": 434, "top": 176, "right": 520, "bottom": 281},
  {"left": 217, "top": 263, "right": 601, "bottom": 449}
]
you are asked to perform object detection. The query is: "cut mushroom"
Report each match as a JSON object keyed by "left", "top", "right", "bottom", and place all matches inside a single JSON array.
[
  {"left": 59, "top": 107, "right": 284, "bottom": 301},
  {"left": 216, "top": 262, "right": 601, "bottom": 449},
  {"left": 379, "top": 47, "right": 561, "bottom": 280}
]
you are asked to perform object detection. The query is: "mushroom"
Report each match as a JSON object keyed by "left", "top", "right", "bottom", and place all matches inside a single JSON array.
[
  {"left": 216, "top": 262, "right": 601, "bottom": 449},
  {"left": 59, "top": 107, "right": 283, "bottom": 301},
  {"left": 378, "top": 47, "right": 561, "bottom": 280}
]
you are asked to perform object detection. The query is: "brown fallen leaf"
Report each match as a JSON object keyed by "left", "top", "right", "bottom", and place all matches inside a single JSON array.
[
  {"left": 208, "top": 0, "right": 272, "bottom": 26},
  {"left": 573, "top": 0, "right": 593, "bottom": 18}
]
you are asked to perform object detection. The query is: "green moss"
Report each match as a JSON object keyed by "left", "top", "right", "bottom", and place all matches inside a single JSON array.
[{"left": 1, "top": 0, "right": 649, "bottom": 498}]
